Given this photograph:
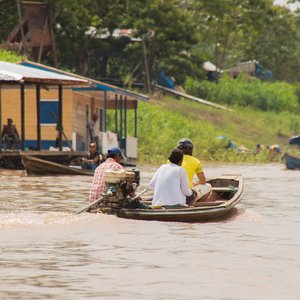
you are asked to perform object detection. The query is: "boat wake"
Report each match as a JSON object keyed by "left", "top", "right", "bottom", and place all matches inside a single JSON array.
[
  {"left": 233, "top": 208, "right": 262, "bottom": 222},
  {"left": 0, "top": 211, "right": 100, "bottom": 229}
]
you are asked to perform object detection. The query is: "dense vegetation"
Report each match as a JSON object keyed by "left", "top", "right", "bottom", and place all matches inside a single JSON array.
[
  {"left": 185, "top": 75, "right": 300, "bottom": 113},
  {"left": 0, "top": 50, "right": 25, "bottom": 62},
  {"left": 1, "top": 0, "right": 300, "bottom": 84}
]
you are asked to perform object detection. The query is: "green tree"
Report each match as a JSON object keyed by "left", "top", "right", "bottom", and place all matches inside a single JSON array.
[
  {"left": 243, "top": 5, "right": 300, "bottom": 81},
  {"left": 127, "top": 0, "right": 197, "bottom": 85},
  {"left": 190, "top": 0, "right": 300, "bottom": 82},
  {"left": 51, "top": 0, "right": 93, "bottom": 73},
  {"left": 0, "top": 0, "right": 18, "bottom": 44}
]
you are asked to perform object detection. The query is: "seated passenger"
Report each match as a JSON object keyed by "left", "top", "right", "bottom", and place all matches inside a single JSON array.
[
  {"left": 150, "top": 149, "right": 194, "bottom": 208},
  {"left": 176, "top": 138, "right": 211, "bottom": 205},
  {"left": 1, "top": 118, "right": 20, "bottom": 149},
  {"left": 81, "top": 143, "right": 101, "bottom": 171}
]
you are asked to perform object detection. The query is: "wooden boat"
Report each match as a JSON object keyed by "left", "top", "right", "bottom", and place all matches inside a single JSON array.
[
  {"left": 22, "top": 155, "right": 94, "bottom": 176},
  {"left": 98, "top": 174, "right": 243, "bottom": 223},
  {"left": 282, "top": 152, "right": 300, "bottom": 170}
]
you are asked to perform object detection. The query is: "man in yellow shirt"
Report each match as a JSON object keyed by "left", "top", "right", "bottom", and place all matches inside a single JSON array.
[{"left": 177, "top": 138, "right": 211, "bottom": 204}]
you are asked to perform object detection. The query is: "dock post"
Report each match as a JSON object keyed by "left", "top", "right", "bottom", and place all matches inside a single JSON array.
[
  {"left": 20, "top": 83, "right": 25, "bottom": 150},
  {"left": 36, "top": 83, "right": 41, "bottom": 150},
  {"left": 58, "top": 84, "right": 63, "bottom": 151}
]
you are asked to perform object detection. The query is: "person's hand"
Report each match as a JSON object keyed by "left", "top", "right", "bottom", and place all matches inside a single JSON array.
[{"left": 191, "top": 189, "right": 198, "bottom": 199}]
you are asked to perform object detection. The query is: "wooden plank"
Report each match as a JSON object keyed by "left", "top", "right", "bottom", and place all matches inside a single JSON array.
[
  {"left": 212, "top": 187, "right": 237, "bottom": 192},
  {"left": 153, "top": 84, "right": 232, "bottom": 111}
]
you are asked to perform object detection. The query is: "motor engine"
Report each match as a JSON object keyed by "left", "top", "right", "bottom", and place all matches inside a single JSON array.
[{"left": 101, "top": 169, "right": 140, "bottom": 210}]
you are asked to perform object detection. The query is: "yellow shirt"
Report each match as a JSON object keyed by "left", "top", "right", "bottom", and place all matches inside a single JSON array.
[{"left": 181, "top": 155, "right": 203, "bottom": 188}]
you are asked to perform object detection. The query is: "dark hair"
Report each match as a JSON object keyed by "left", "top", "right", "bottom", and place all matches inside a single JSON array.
[
  {"left": 168, "top": 149, "right": 184, "bottom": 165},
  {"left": 107, "top": 152, "right": 118, "bottom": 159},
  {"left": 180, "top": 147, "right": 192, "bottom": 155}
]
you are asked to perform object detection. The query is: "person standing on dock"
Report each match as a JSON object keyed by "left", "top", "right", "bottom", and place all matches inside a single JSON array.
[
  {"left": 176, "top": 138, "right": 211, "bottom": 204},
  {"left": 89, "top": 113, "right": 100, "bottom": 150}
]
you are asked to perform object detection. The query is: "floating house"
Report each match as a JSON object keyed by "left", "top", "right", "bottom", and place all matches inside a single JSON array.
[{"left": 0, "top": 61, "right": 149, "bottom": 165}]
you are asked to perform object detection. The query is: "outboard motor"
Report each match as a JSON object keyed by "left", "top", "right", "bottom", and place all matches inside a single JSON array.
[{"left": 101, "top": 169, "right": 140, "bottom": 211}]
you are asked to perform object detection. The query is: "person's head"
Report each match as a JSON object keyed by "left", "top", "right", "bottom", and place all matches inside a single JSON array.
[
  {"left": 168, "top": 149, "right": 184, "bottom": 166},
  {"left": 107, "top": 146, "right": 126, "bottom": 163},
  {"left": 7, "top": 118, "right": 13, "bottom": 125},
  {"left": 177, "top": 138, "right": 193, "bottom": 155},
  {"left": 89, "top": 142, "right": 97, "bottom": 153},
  {"left": 92, "top": 113, "right": 98, "bottom": 122}
]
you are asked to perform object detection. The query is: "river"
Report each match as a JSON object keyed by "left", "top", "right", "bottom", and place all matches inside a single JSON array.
[{"left": 0, "top": 163, "right": 299, "bottom": 300}]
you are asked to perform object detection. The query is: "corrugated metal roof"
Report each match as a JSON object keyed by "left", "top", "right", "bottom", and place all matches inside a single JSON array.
[
  {"left": 0, "top": 61, "right": 88, "bottom": 85},
  {"left": 19, "top": 60, "right": 149, "bottom": 102}
]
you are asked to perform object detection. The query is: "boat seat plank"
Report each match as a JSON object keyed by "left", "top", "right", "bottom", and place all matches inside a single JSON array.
[
  {"left": 193, "top": 201, "right": 226, "bottom": 207},
  {"left": 212, "top": 187, "right": 237, "bottom": 192}
]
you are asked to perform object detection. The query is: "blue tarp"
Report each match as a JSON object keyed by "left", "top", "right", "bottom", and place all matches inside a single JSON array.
[
  {"left": 255, "top": 62, "right": 272, "bottom": 80},
  {"left": 157, "top": 71, "right": 175, "bottom": 89}
]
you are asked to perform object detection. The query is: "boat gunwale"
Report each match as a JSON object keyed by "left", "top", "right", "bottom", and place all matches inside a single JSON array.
[{"left": 117, "top": 175, "right": 243, "bottom": 218}]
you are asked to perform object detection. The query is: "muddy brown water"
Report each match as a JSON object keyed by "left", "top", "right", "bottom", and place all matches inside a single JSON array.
[{"left": 0, "top": 163, "right": 299, "bottom": 300}]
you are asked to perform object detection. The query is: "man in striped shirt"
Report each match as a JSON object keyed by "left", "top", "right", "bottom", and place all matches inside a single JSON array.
[{"left": 89, "top": 147, "right": 126, "bottom": 203}]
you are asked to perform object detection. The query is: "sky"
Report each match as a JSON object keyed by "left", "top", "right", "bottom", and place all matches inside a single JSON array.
[{"left": 273, "top": 0, "right": 300, "bottom": 11}]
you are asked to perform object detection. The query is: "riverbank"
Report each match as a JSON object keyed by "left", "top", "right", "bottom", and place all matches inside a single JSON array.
[{"left": 106, "top": 93, "right": 299, "bottom": 165}]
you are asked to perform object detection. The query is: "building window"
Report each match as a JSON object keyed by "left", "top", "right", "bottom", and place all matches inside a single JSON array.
[{"left": 40, "top": 100, "right": 59, "bottom": 125}]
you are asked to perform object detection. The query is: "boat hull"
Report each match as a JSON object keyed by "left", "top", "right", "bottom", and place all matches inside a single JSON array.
[
  {"left": 283, "top": 153, "right": 300, "bottom": 170},
  {"left": 22, "top": 155, "right": 94, "bottom": 176},
  {"left": 117, "top": 205, "right": 239, "bottom": 222},
  {"left": 99, "top": 175, "right": 244, "bottom": 223}
]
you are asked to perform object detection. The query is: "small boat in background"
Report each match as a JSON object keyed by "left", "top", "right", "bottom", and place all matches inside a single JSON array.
[
  {"left": 282, "top": 135, "right": 300, "bottom": 170},
  {"left": 282, "top": 152, "right": 300, "bottom": 170},
  {"left": 22, "top": 155, "right": 94, "bottom": 176}
]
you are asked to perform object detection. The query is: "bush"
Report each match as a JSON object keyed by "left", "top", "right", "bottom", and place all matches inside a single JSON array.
[
  {"left": 185, "top": 74, "right": 299, "bottom": 113},
  {"left": 0, "top": 50, "right": 25, "bottom": 62}
]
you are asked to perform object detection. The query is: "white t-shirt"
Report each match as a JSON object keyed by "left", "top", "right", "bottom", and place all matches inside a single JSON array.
[{"left": 150, "top": 163, "right": 192, "bottom": 206}]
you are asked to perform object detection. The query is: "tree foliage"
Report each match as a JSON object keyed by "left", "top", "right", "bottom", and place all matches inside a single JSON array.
[
  {"left": 0, "top": 0, "right": 18, "bottom": 43},
  {"left": 1, "top": 0, "right": 300, "bottom": 83}
]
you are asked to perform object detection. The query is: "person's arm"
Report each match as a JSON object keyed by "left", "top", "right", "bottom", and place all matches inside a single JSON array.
[
  {"left": 195, "top": 161, "right": 206, "bottom": 185},
  {"left": 196, "top": 171, "right": 206, "bottom": 184},
  {"left": 179, "top": 168, "right": 193, "bottom": 197},
  {"left": 93, "top": 155, "right": 100, "bottom": 163},
  {"left": 1, "top": 125, "right": 7, "bottom": 137},
  {"left": 149, "top": 167, "right": 160, "bottom": 190},
  {"left": 83, "top": 153, "right": 100, "bottom": 164},
  {"left": 14, "top": 125, "right": 20, "bottom": 139}
]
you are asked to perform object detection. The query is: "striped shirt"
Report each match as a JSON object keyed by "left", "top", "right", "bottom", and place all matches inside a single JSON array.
[{"left": 89, "top": 158, "right": 123, "bottom": 203}]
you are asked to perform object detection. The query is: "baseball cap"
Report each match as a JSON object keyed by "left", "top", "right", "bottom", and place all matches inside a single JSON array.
[{"left": 108, "top": 146, "right": 127, "bottom": 160}]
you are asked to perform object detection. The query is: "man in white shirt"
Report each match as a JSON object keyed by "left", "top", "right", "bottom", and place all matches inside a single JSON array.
[{"left": 150, "top": 149, "right": 194, "bottom": 207}]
